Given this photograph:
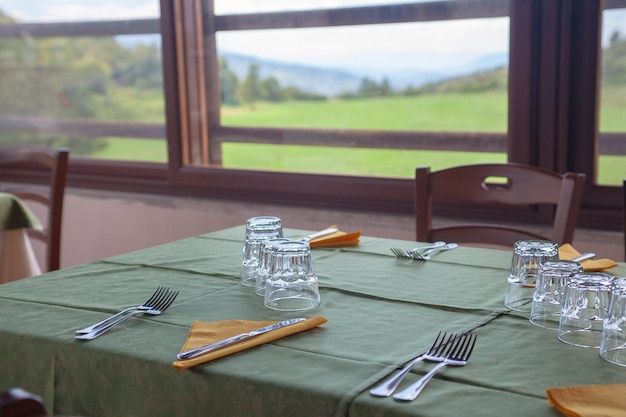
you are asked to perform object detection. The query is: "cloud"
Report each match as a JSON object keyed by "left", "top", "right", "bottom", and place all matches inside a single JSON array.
[{"left": 217, "top": 17, "right": 510, "bottom": 71}]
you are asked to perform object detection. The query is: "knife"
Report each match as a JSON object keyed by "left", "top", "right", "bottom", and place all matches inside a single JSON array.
[
  {"left": 299, "top": 227, "right": 338, "bottom": 242},
  {"left": 176, "top": 317, "right": 307, "bottom": 360}
]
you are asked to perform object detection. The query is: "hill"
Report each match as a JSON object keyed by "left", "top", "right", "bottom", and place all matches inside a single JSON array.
[{"left": 220, "top": 50, "right": 508, "bottom": 97}]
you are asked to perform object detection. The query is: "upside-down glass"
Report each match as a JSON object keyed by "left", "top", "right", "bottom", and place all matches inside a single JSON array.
[
  {"left": 264, "top": 240, "right": 320, "bottom": 311},
  {"left": 558, "top": 272, "right": 614, "bottom": 348},
  {"left": 255, "top": 237, "right": 293, "bottom": 296},
  {"left": 240, "top": 216, "right": 283, "bottom": 287},
  {"left": 600, "top": 277, "right": 626, "bottom": 366},
  {"left": 506, "top": 240, "right": 559, "bottom": 312},
  {"left": 529, "top": 260, "right": 583, "bottom": 329},
  {"left": 245, "top": 216, "right": 283, "bottom": 239}
]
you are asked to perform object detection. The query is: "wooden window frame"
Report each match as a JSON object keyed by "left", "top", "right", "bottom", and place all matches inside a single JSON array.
[{"left": 0, "top": 0, "right": 623, "bottom": 230}]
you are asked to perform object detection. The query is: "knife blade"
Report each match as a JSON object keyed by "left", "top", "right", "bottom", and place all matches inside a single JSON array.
[{"left": 176, "top": 317, "right": 307, "bottom": 360}]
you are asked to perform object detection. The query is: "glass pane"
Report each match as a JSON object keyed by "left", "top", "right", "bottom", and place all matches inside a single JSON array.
[
  {"left": 598, "top": 7, "right": 626, "bottom": 186},
  {"left": 217, "top": 14, "right": 509, "bottom": 177},
  {"left": 0, "top": 1, "right": 166, "bottom": 163}
]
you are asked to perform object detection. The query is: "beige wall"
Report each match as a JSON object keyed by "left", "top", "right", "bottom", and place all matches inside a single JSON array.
[
  {"left": 37, "top": 188, "right": 417, "bottom": 269},
  {"left": 26, "top": 188, "right": 625, "bottom": 270}
]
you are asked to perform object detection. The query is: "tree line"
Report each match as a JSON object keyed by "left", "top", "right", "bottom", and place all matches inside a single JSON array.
[{"left": 220, "top": 59, "right": 326, "bottom": 108}]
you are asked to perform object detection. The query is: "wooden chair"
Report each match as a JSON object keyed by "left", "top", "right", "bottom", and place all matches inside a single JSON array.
[
  {"left": 0, "top": 388, "right": 48, "bottom": 417},
  {"left": 0, "top": 145, "right": 70, "bottom": 272},
  {"left": 415, "top": 163, "right": 586, "bottom": 248}
]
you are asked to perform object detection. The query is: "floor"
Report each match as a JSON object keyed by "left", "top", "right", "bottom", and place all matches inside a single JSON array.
[{"left": 570, "top": 227, "right": 624, "bottom": 263}]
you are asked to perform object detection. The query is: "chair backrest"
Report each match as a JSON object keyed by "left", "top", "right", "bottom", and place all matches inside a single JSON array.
[
  {"left": 0, "top": 145, "right": 70, "bottom": 271},
  {"left": 415, "top": 163, "right": 586, "bottom": 248},
  {"left": 0, "top": 388, "right": 48, "bottom": 417}
]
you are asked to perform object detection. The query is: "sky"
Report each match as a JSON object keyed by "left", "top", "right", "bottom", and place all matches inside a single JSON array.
[{"left": 1, "top": 1, "right": 624, "bottom": 73}]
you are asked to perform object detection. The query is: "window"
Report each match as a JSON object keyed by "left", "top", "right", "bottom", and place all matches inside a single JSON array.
[
  {"left": 0, "top": 0, "right": 166, "bottom": 163},
  {"left": 216, "top": 14, "right": 510, "bottom": 177},
  {"left": 0, "top": 0, "right": 622, "bottom": 229}
]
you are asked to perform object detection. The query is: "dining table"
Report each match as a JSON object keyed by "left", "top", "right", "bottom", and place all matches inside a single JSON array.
[
  {"left": 0, "top": 225, "right": 624, "bottom": 417},
  {"left": 0, "top": 192, "right": 42, "bottom": 283}
]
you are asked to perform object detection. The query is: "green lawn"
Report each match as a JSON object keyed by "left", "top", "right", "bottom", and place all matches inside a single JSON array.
[
  {"left": 91, "top": 90, "right": 625, "bottom": 185},
  {"left": 222, "top": 93, "right": 508, "bottom": 132}
]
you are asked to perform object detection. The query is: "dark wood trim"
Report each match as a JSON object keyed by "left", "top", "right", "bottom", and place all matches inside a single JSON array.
[
  {"left": 160, "top": 0, "right": 185, "bottom": 176},
  {"left": 0, "top": 116, "right": 165, "bottom": 139},
  {"left": 507, "top": 0, "right": 536, "bottom": 164},
  {"left": 605, "top": 0, "right": 626, "bottom": 8},
  {"left": 1, "top": 116, "right": 624, "bottom": 154},
  {"left": 214, "top": 0, "right": 509, "bottom": 31},
  {"left": 0, "top": 19, "right": 159, "bottom": 37},
  {"left": 567, "top": 1, "right": 602, "bottom": 185},
  {"left": 212, "top": 126, "right": 507, "bottom": 152}
]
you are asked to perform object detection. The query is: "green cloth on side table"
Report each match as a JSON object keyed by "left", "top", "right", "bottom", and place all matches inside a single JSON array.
[{"left": 0, "top": 192, "right": 41, "bottom": 231}]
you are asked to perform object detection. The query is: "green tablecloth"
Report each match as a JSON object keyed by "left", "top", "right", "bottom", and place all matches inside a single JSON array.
[
  {"left": 0, "top": 226, "right": 624, "bottom": 417},
  {"left": 0, "top": 192, "right": 41, "bottom": 231}
]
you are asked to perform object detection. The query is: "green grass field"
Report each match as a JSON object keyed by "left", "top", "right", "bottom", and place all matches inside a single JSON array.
[{"left": 92, "top": 90, "right": 625, "bottom": 185}]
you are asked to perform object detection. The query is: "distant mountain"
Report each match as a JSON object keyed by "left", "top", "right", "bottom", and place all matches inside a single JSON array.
[
  {"left": 220, "top": 50, "right": 509, "bottom": 97},
  {"left": 221, "top": 51, "right": 362, "bottom": 97}
]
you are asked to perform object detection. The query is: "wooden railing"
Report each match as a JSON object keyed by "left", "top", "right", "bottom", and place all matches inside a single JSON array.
[{"left": 0, "top": 115, "right": 624, "bottom": 157}]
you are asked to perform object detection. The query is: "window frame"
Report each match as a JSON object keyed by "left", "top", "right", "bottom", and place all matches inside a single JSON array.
[{"left": 0, "top": 0, "right": 622, "bottom": 230}]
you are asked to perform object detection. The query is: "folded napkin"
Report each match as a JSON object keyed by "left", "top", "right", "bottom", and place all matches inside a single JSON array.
[
  {"left": 307, "top": 225, "right": 362, "bottom": 248},
  {"left": 547, "top": 384, "right": 626, "bottom": 417},
  {"left": 172, "top": 316, "right": 327, "bottom": 370},
  {"left": 0, "top": 192, "right": 42, "bottom": 231},
  {"left": 559, "top": 244, "right": 617, "bottom": 272}
]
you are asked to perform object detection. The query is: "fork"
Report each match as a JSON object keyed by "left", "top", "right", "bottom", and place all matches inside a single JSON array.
[
  {"left": 76, "top": 286, "right": 173, "bottom": 334},
  {"left": 369, "top": 332, "right": 461, "bottom": 397},
  {"left": 393, "top": 332, "right": 477, "bottom": 401},
  {"left": 408, "top": 243, "right": 459, "bottom": 261},
  {"left": 390, "top": 241, "right": 446, "bottom": 259},
  {"left": 75, "top": 289, "right": 179, "bottom": 340}
]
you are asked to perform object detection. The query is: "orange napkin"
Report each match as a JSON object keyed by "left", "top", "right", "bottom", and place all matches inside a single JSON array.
[
  {"left": 172, "top": 316, "right": 327, "bottom": 370},
  {"left": 559, "top": 244, "right": 618, "bottom": 272},
  {"left": 307, "top": 225, "right": 362, "bottom": 248},
  {"left": 547, "top": 384, "right": 626, "bottom": 417}
]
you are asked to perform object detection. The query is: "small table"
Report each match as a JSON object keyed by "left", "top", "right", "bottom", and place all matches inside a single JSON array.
[{"left": 0, "top": 192, "right": 42, "bottom": 283}]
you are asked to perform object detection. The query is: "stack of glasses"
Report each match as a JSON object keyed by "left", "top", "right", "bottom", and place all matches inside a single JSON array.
[
  {"left": 240, "top": 216, "right": 321, "bottom": 311},
  {"left": 505, "top": 239, "right": 626, "bottom": 367}
]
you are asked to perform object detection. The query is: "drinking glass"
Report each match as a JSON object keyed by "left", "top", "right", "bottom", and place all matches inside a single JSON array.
[
  {"left": 529, "top": 260, "right": 583, "bottom": 329},
  {"left": 240, "top": 216, "right": 283, "bottom": 287},
  {"left": 506, "top": 240, "right": 559, "bottom": 312},
  {"left": 245, "top": 216, "right": 283, "bottom": 239},
  {"left": 264, "top": 240, "right": 321, "bottom": 311},
  {"left": 600, "top": 277, "right": 626, "bottom": 366},
  {"left": 558, "top": 272, "right": 614, "bottom": 348},
  {"left": 255, "top": 237, "right": 293, "bottom": 296}
]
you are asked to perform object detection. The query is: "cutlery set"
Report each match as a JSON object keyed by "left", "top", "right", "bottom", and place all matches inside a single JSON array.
[
  {"left": 73, "top": 234, "right": 475, "bottom": 400},
  {"left": 370, "top": 331, "right": 477, "bottom": 402},
  {"left": 390, "top": 241, "right": 458, "bottom": 260}
]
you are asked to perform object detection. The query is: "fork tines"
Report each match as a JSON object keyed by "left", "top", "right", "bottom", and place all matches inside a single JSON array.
[
  {"left": 390, "top": 247, "right": 426, "bottom": 260},
  {"left": 369, "top": 331, "right": 463, "bottom": 397}
]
